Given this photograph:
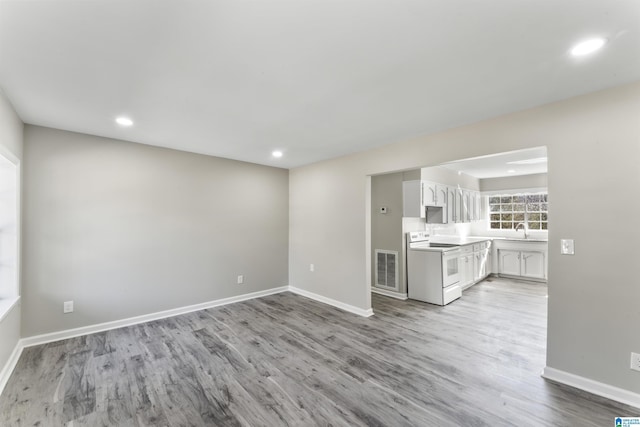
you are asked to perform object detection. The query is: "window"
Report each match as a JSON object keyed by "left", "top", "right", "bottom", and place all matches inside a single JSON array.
[
  {"left": 0, "top": 152, "right": 19, "bottom": 304},
  {"left": 488, "top": 193, "right": 548, "bottom": 230}
]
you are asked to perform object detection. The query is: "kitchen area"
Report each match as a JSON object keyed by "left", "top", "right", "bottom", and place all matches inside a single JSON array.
[{"left": 371, "top": 147, "right": 549, "bottom": 305}]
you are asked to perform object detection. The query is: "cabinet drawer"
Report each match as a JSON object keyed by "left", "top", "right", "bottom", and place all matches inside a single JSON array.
[{"left": 461, "top": 245, "right": 473, "bottom": 254}]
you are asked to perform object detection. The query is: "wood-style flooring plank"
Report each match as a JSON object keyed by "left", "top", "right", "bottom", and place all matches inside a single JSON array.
[{"left": 1, "top": 277, "right": 637, "bottom": 426}]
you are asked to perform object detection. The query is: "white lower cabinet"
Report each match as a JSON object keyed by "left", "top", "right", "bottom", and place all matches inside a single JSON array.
[
  {"left": 461, "top": 253, "right": 474, "bottom": 288},
  {"left": 498, "top": 249, "right": 546, "bottom": 280},
  {"left": 460, "top": 241, "right": 491, "bottom": 289}
]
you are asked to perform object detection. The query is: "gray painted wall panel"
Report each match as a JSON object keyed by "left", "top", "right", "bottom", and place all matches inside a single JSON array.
[{"left": 22, "top": 126, "right": 289, "bottom": 336}]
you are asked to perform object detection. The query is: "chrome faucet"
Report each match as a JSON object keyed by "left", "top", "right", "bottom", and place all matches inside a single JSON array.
[{"left": 515, "top": 222, "right": 529, "bottom": 239}]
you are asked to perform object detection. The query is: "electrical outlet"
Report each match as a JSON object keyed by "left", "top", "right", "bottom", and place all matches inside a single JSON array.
[
  {"left": 237, "top": 275, "right": 244, "bottom": 284},
  {"left": 63, "top": 300, "right": 74, "bottom": 314},
  {"left": 310, "top": 263, "right": 314, "bottom": 272},
  {"left": 631, "top": 352, "right": 640, "bottom": 372}
]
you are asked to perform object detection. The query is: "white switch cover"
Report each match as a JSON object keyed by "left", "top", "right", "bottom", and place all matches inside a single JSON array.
[
  {"left": 560, "top": 239, "right": 575, "bottom": 255},
  {"left": 310, "top": 264, "right": 315, "bottom": 272},
  {"left": 237, "top": 275, "right": 244, "bottom": 284},
  {"left": 631, "top": 352, "right": 640, "bottom": 372},
  {"left": 63, "top": 301, "right": 74, "bottom": 314}
]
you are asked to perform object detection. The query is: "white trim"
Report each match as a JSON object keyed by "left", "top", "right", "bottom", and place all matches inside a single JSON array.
[
  {"left": 480, "top": 187, "right": 548, "bottom": 196},
  {"left": 542, "top": 366, "right": 640, "bottom": 409},
  {"left": 1, "top": 284, "right": 376, "bottom": 397},
  {"left": 0, "top": 340, "right": 23, "bottom": 396},
  {"left": 20, "top": 286, "right": 288, "bottom": 348},
  {"left": 289, "top": 286, "right": 374, "bottom": 317},
  {"left": 0, "top": 296, "right": 20, "bottom": 323},
  {"left": 371, "top": 287, "right": 408, "bottom": 300}
]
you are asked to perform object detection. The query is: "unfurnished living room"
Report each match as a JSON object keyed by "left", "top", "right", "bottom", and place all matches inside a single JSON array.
[{"left": 0, "top": 1, "right": 639, "bottom": 426}]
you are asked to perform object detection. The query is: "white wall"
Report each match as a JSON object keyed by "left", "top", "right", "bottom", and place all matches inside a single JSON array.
[
  {"left": 0, "top": 89, "right": 23, "bottom": 375},
  {"left": 480, "top": 173, "right": 547, "bottom": 192},
  {"left": 290, "top": 81, "right": 640, "bottom": 395},
  {"left": 22, "top": 126, "right": 289, "bottom": 337}
]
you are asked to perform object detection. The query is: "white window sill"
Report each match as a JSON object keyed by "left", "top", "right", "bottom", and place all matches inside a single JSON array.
[{"left": 0, "top": 296, "right": 20, "bottom": 323}]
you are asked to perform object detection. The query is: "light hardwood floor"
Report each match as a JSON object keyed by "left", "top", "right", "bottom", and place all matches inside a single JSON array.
[{"left": 0, "top": 278, "right": 637, "bottom": 426}]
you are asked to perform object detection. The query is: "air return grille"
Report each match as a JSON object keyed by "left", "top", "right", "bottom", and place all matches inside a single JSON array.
[{"left": 375, "top": 250, "right": 399, "bottom": 290}]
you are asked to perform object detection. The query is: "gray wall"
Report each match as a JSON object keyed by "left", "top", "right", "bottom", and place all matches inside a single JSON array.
[
  {"left": 371, "top": 172, "right": 404, "bottom": 290},
  {"left": 480, "top": 173, "right": 547, "bottom": 192},
  {"left": 289, "top": 81, "right": 640, "bottom": 394},
  {"left": 0, "top": 89, "right": 23, "bottom": 372},
  {"left": 22, "top": 126, "right": 289, "bottom": 337}
]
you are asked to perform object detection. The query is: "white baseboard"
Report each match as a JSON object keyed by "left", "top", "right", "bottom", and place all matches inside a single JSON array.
[
  {"left": 289, "top": 286, "right": 374, "bottom": 317},
  {"left": 20, "top": 286, "right": 289, "bottom": 348},
  {"left": 542, "top": 366, "right": 640, "bottom": 409},
  {"left": 371, "top": 287, "right": 408, "bottom": 300},
  {"left": 0, "top": 340, "right": 23, "bottom": 397},
  {"left": 1, "top": 284, "right": 375, "bottom": 396}
]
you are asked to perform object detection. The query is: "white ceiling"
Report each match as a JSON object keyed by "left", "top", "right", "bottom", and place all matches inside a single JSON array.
[
  {"left": 1, "top": 1, "right": 639, "bottom": 169},
  {"left": 439, "top": 147, "right": 547, "bottom": 179}
]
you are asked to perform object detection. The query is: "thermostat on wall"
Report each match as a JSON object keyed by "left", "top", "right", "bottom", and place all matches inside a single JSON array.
[{"left": 380, "top": 207, "right": 387, "bottom": 214}]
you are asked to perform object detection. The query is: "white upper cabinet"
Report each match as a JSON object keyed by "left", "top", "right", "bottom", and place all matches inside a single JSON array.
[
  {"left": 447, "top": 186, "right": 457, "bottom": 223},
  {"left": 423, "top": 181, "right": 438, "bottom": 206}
]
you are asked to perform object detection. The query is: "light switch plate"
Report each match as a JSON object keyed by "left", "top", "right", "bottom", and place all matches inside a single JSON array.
[
  {"left": 63, "top": 300, "right": 74, "bottom": 314},
  {"left": 561, "top": 239, "right": 575, "bottom": 255}
]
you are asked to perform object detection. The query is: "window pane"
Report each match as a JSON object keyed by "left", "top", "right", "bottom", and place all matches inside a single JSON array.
[
  {"left": 491, "top": 214, "right": 500, "bottom": 221},
  {"left": 541, "top": 222, "right": 548, "bottom": 230},
  {"left": 541, "top": 203, "right": 548, "bottom": 211},
  {"left": 491, "top": 222, "right": 500, "bottom": 229},
  {"left": 527, "top": 195, "right": 541, "bottom": 203},
  {"left": 514, "top": 204, "right": 525, "bottom": 212},
  {"left": 527, "top": 203, "right": 540, "bottom": 211},
  {"left": 501, "top": 213, "right": 512, "bottom": 222},
  {"left": 490, "top": 204, "right": 500, "bottom": 212},
  {"left": 514, "top": 195, "right": 525, "bottom": 203},
  {"left": 528, "top": 221, "right": 541, "bottom": 230},
  {"left": 513, "top": 213, "right": 524, "bottom": 222},
  {"left": 500, "top": 196, "right": 512, "bottom": 204},
  {"left": 529, "top": 213, "right": 540, "bottom": 221},
  {"left": 502, "top": 222, "right": 513, "bottom": 229},
  {"left": 542, "top": 194, "right": 548, "bottom": 202},
  {"left": 489, "top": 196, "right": 500, "bottom": 204},
  {"left": 541, "top": 213, "right": 547, "bottom": 221},
  {"left": 501, "top": 204, "right": 513, "bottom": 212}
]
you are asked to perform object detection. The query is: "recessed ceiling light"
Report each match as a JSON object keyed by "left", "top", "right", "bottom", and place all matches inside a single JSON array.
[
  {"left": 570, "top": 38, "right": 606, "bottom": 57},
  {"left": 116, "top": 117, "right": 133, "bottom": 126},
  {"left": 507, "top": 169, "right": 516, "bottom": 173},
  {"left": 507, "top": 157, "right": 547, "bottom": 165},
  {"left": 272, "top": 150, "right": 283, "bottom": 158}
]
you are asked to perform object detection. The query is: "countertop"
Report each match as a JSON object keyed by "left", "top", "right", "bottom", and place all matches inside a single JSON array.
[{"left": 429, "top": 236, "right": 548, "bottom": 245}]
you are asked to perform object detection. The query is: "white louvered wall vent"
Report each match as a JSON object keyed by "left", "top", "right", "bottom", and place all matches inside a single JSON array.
[{"left": 375, "top": 250, "right": 399, "bottom": 291}]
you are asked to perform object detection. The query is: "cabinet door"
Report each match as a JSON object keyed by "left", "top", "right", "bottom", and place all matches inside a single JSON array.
[
  {"left": 469, "top": 192, "right": 476, "bottom": 221},
  {"left": 498, "top": 250, "right": 521, "bottom": 276},
  {"left": 423, "top": 181, "right": 437, "bottom": 205},
  {"left": 474, "top": 251, "right": 483, "bottom": 281},
  {"left": 437, "top": 186, "right": 448, "bottom": 211},
  {"left": 521, "top": 251, "right": 546, "bottom": 279},
  {"left": 456, "top": 189, "right": 464, "bottom": 223},
  {"left": 485, "top": 248, "right": 492, "bottom": 275},
  {"left": 462, "top": 254, "right": 474, "bottom": 287},
  {"left": 447, "top": 187, "right": 457, "bottom": 223}
]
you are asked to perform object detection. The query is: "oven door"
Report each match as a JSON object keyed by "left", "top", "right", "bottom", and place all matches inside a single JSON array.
[{"left": 442, "top": 249, "right": 461, "bottom": 287}]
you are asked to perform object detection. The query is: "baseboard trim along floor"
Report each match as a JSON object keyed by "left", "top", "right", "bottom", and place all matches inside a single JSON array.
[
  {"left": 542, "top": 366, "right": 640, "bottom": 409},
  {"left": 371, "top": 287, "right": 408, "bottom": 300},
  {"left": 289, "top": 286, "right": 374, "bottom": 317},
  {"left": 0, "top": 284, "right": 374, "bottom": 396}
]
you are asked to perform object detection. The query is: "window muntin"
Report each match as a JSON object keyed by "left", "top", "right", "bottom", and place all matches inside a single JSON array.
[{"left": 489, "top": 193, "right": 548, "bottom": 230}]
